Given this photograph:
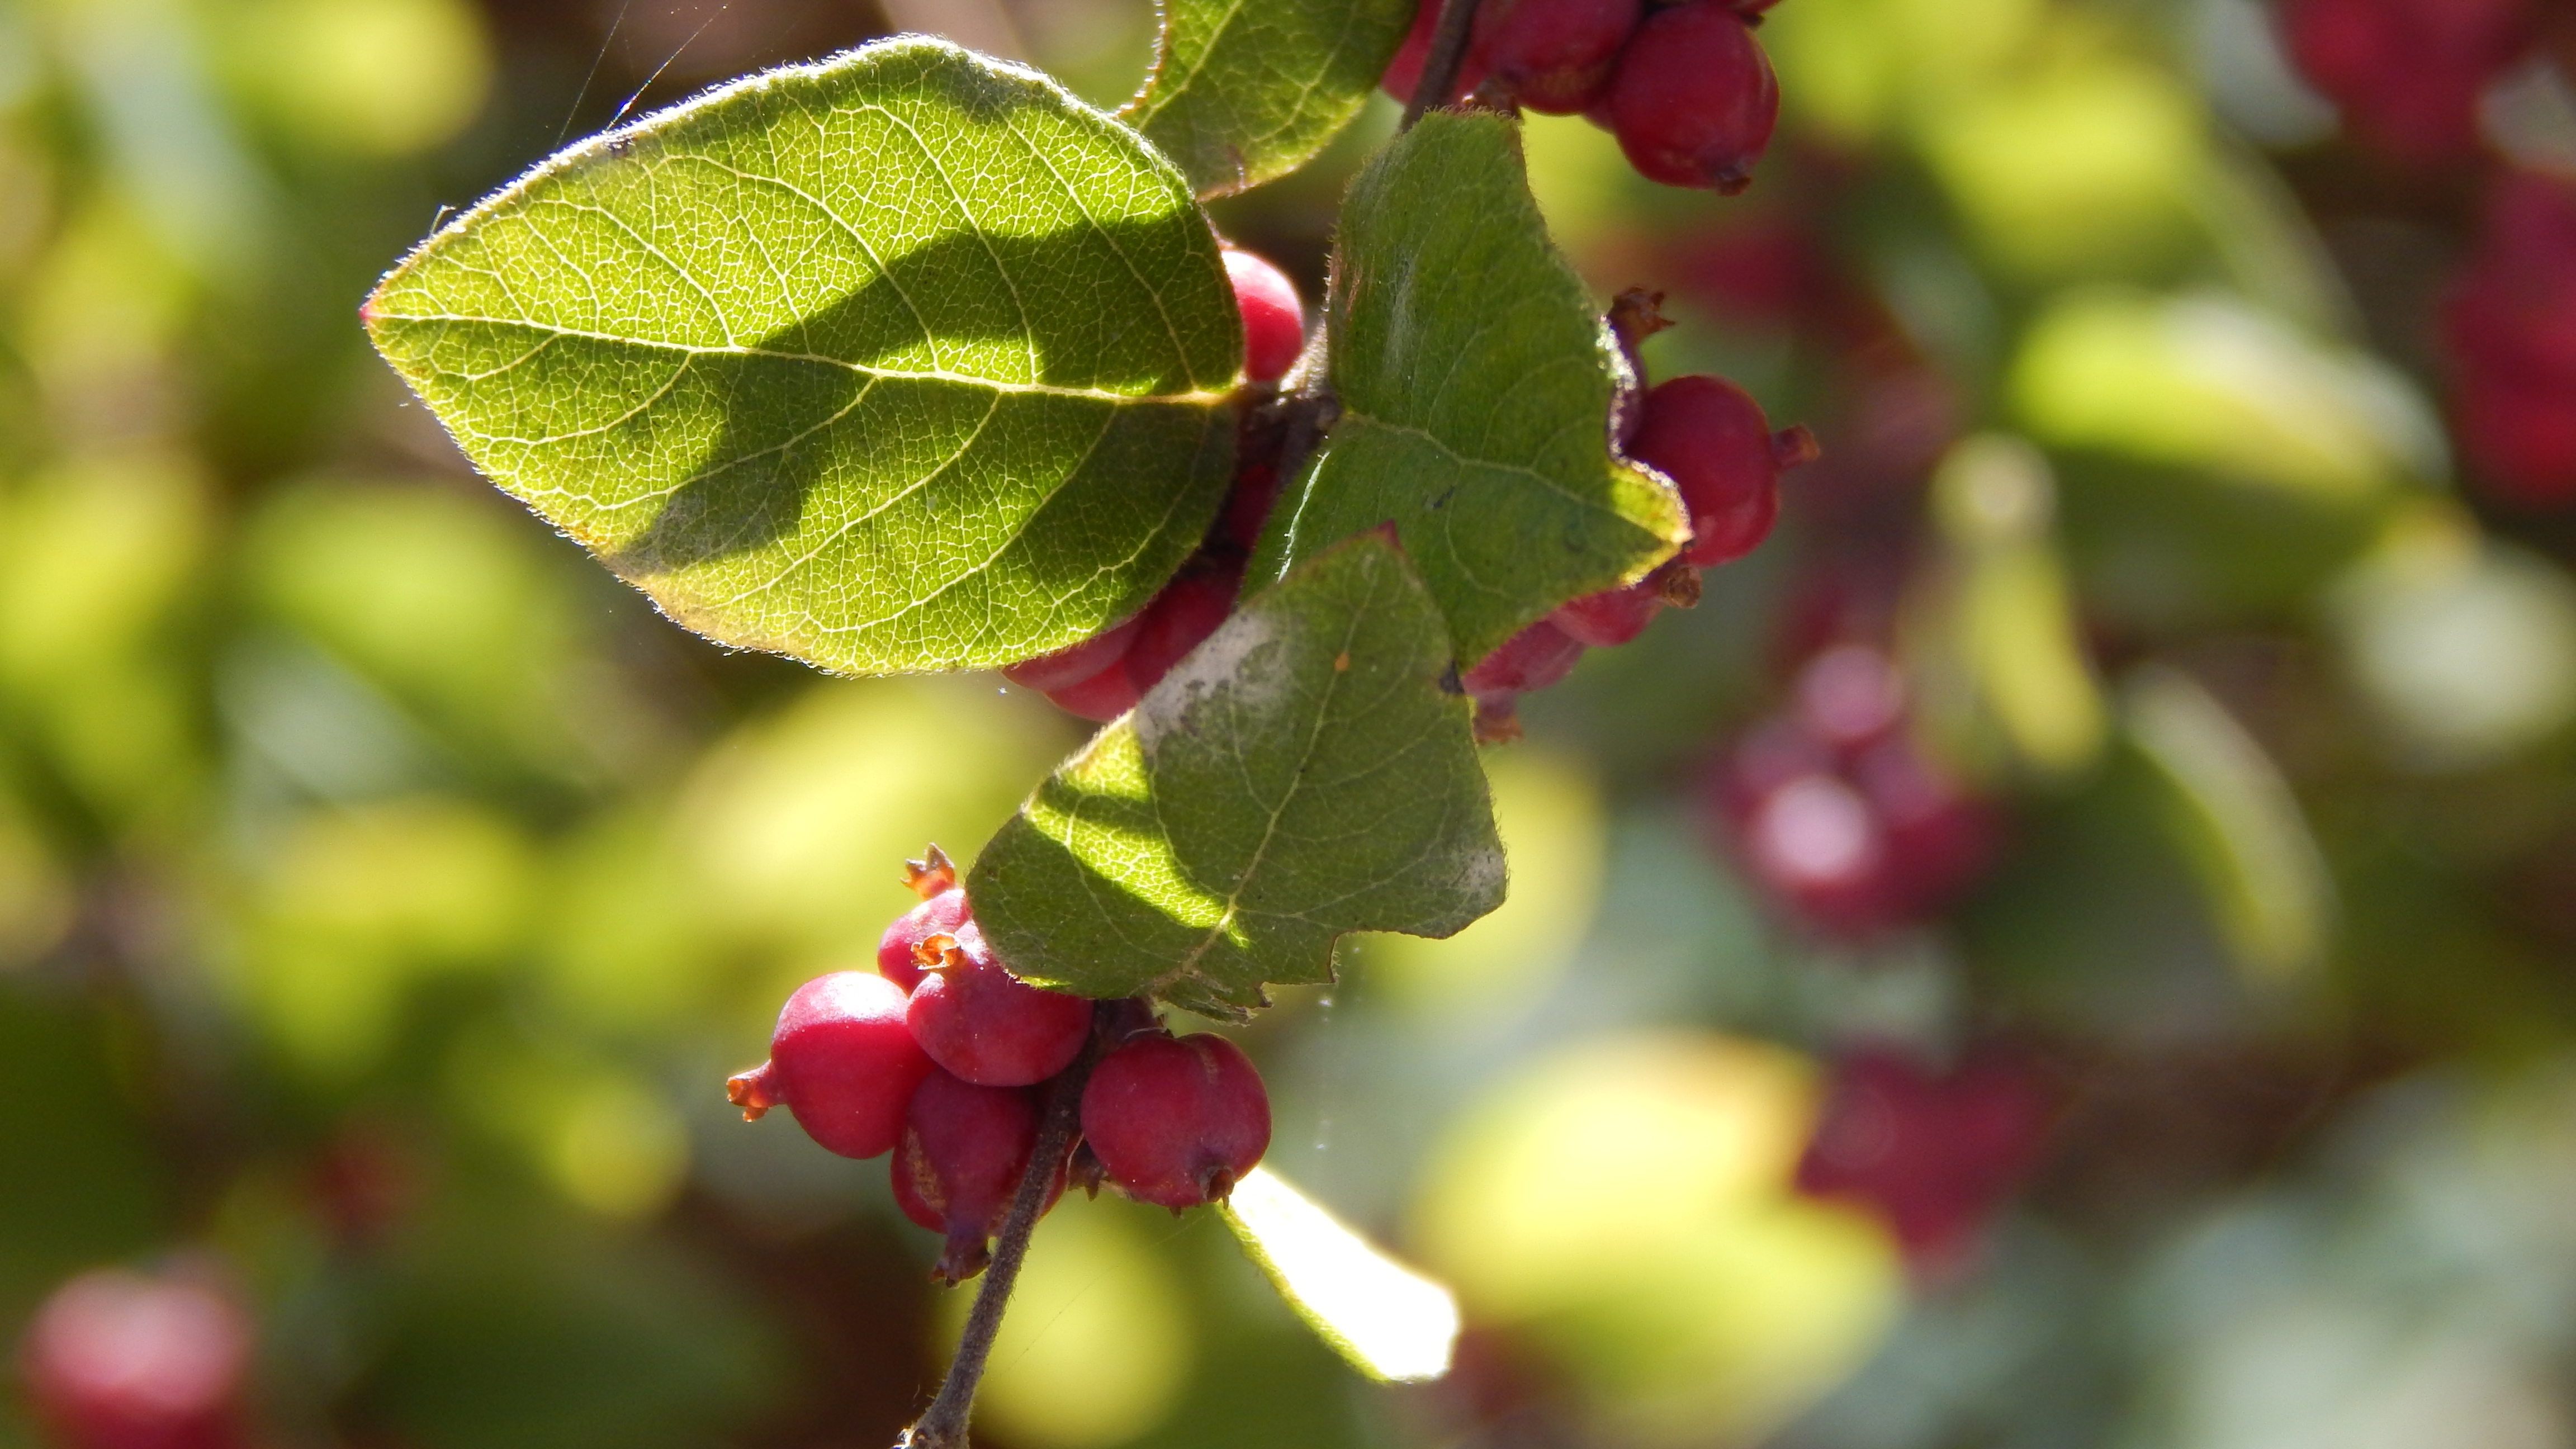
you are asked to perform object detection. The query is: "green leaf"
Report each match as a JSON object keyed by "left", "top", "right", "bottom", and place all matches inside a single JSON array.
[
  {"left": 1121, "top": 0, "right": 1417, "bottom": 198},
  {"left": 1220, "top": 1166, "right": 1460, "bottom": 1382},
  {"left": 1254, "top": 111, "right": 1688, "bottom": 666},
  {"left": 364, "top": 38, "right": 1242, "bottom": 676},
  {"left": 968, "top": 531, "right": 1503, "bottom": 1016}
]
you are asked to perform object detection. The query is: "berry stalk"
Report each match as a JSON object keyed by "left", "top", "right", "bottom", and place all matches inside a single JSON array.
[
  {"left": 1400, "top": 0, "right": 1491, "bottom": 130},
  {"left": 897, "top": 1003, "right": 1108, "bottom": 1449}
]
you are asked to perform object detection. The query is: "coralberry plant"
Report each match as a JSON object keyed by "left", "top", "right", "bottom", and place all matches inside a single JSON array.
[{"left": 360, "top": 0, "right": 1807, "bottom": 1439}]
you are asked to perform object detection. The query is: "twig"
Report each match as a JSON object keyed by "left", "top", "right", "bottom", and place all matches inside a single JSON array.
[
  {"left": 897, "top": 1014, "right": 1106, "bottom": 1449},
  {"left": 1399, "top": 0, "right": 1488, "bottom": 131}
]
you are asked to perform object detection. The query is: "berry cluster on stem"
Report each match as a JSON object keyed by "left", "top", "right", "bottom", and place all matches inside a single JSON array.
[{"left": 726, "top": 849, "right": 1273, "bottom": 1446}]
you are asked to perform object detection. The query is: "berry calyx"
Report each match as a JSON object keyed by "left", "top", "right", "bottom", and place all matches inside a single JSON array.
[
  {"left": 1600, "top": 1, "right": 1779, "bottom": 193},
  {"left": 728, "top": 970, "right": 933, "bottom": 1160},
  {"left": 904, "top": 922, "right": 1093, "bottom": 1087},
  {"left": 1224, "top": 248, "right": 1306, "bottom": 385},
  {"left": 1474, "top": 0, "right": 1641, "bottom": 115},
  {"left": 1627, "top": 373, "right": 1810, "bottom": 566},
  {"left": 877, "top": 887, "right": 971, "bottom": 993},
  {"left": 1079, "top": 1031, "right": 1271, "bottom": 1210},
  {"left": 892, "top": 1069, "right": 1061, "bottom": 1282},
  {"left": 1550, "top": 560, "right": 1699, "bottom": 647},
  {"left": 22, "top": 1268, "right": 251, "bottom": 1449}
]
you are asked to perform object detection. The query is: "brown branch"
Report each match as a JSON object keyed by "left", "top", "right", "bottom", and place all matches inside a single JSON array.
[
  {"left": 1399, "top": 0, "right": 1488, "bottom": 131},
  {"left": 897, "top": 1011, "right": 1107, "bottom": 1449}
]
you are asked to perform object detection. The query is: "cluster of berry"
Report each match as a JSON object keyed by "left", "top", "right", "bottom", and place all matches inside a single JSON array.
[
  {"left": 1466, "top": 293, "right": 1817, "bottom": 737},
  {"left": 1385, "top": 0, "right": 1784, "bottom": 193},
  {"left": 998, "top": 249, "right": 1306, "bottom": 719},
  {"left": 1793, "top": 1045, "right": 2056, "bottom": 1272},
  {"left": 2444, "top": 170, "right": 2576, "bottom": 506},
  {"left": 726, "top": 850, "right": 1271, "bottom": 1282},
  {"left": 1706, "top": 641, "right": 1995, "bottom": 937},
  {"left": 18, "top": 1268, "right": 252, "bottom": 1449},
  {"left": 2277, "top": 0, "right": 2576, "bottom": 508},
  {"left": 2279, "top": 0, "right": 2541, "bottom": 165}
]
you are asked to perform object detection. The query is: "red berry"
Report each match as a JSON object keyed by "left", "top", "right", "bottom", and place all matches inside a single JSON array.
[
  {"left": 1628, "top": 374, "right": 1807, "bottom": 566},
  {"left": 1079, "top": 1032, "right": 1271, "bottom": 1209},
  {"left": 1001, "top": 612, "right": 1145, "bottom": 694},
  {"left": 2443, "top": 171, "right": 2576, "bottom": 505},
  {"left": 1224, "top": 248, "right": 1305, "bottom": 384},
  {"left": 892, "top": 1069, "right": 1062, "bottom": 1282},
  {"left": 1044, "top": 662, "right": 1146, "bottom": 721},
  {"left": 1550, "top": 574, "right": 1664, "bottom": 647},
  {"left": 21, "top": 1269, "right": 250, "bottom": 1449},
  {"left": 1474, "top": 0, "right": 1640, "bottom": 115},
  {"left": 905, "top": 921, "right": 1093, "bottom": 1087},
  {"left": 1600, "top": 1, "right": 1778, "bottom": 192},
  {"left": 1851, "top": 735, "right": 1997, "bottom": 917},
  {"left": 1382, "top": 0, "right": 1492, "bottom": 105},
  {"left": 1121, "top": 552, "right": 1243, "bottom": 698},
  {"left": 2279, "top": 0, "right": 2532, "bottom": 164},
  {"left": 876, "top": 887, "right": 970, "bottom": 993},
  {"left": 728, "top": 971, "right": 934, "bottom": 1160},
  {"left": 1218, "top": 460, "right": 1284, "bottom": 552},
  {"left": 1460, "top": 618, "right": 1586, "bottom": 704},
  {"left": 1795, "top": 1046, "right": 2056, "bottom": 1272}
]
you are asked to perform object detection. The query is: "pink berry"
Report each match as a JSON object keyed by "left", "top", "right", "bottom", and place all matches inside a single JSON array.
[
  {"left": 2280, "top": 0, "right": 2533, "bottom": 164},
  {"left": 876, "top": 887, "right": 970, "bottom": 993},
  {"left": 1121, "top": 552, "right": 1243, "bottom": 698},
  {"left": 905, "top": 921, "right": 1093, "bottom": 1087},
  {"left": 892, "top": 1069, "right": 1062, "bottom": 1282},
  {"left": 728, "top": 971, "right": 934, "bottom": 1161},
  {"left": 22, "top": 1268, "right": 251, "bottom": 1449},
  {"left": 1600, "top": 1, "right": 1778, "bottom": 193},
  {"left": 1224, "top": 249, "right": 1306, "bottom": 384},
  {"left": 1382, "top": 0, "right": 1492, "bottom": 105},
  {"left": 1474, "top": 0, "right": 1640, "bottom": 115},
  {"left": 1628, "top": 375, "right": 1810, "bottom": 566},
  {"left": 1740, "top": 770, "right": 1898, "bottom": 932},
  {"left": 1793, "top": 643, "right": 1907, "bottom": 750},
  {"left": 1001, "top": 612, "right": 1146, "bottom": 694},
  {"left": 1550, "top": 573, "right": 1665, "bottom": 647},
  {"left": 1079, "top": 1032, "right": 1271, "bottom": 1209}
]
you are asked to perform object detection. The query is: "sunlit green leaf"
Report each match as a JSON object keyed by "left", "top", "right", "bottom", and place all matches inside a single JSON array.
[
  {"left": 1121, "top": 0, "right": 1416, "bottom": 197},
  {"left": 2123, "top": 665, "right": 2334, "bottom": 982},
  {"left": 1219, "top": 1166, "right": 1459, "bottom": 1383},
  {"left": 1255, "top": 111, "right": 1685, "bottom": 666},
  {"left": 365, "top": 38, "right": 1240, "bottom": 676},
  {"left": 969, "top": 531, "right": 1502, "bottom": 1016}
]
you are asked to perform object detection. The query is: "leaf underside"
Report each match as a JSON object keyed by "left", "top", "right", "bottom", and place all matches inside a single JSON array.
[
  {"left": 968, "top": 532, "right": 1504, "bottom": 1017},
  {"left": 1121, "top": 0, "right": 1418, "bottom": 198},
  {"left": 1253, "top": 110, "right": 1686, "bottom": 667},
  {"left": 366, "top": 37, "right": 1242, "bottom": 676}
]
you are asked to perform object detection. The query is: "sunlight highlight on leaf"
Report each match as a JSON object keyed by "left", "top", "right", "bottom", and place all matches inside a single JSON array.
[{"left": 1219, "top": 1166, "right": 1459, "bottom": 1384}]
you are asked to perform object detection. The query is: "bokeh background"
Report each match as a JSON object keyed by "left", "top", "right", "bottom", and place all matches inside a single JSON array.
[{"left": 7, "top": 0, "right": 2576, "bottom": 1446}]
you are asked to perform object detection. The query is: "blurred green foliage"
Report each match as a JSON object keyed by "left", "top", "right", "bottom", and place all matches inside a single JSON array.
[{"left": 5, "top": 0, "right": 2576, "bottom": 1447}]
